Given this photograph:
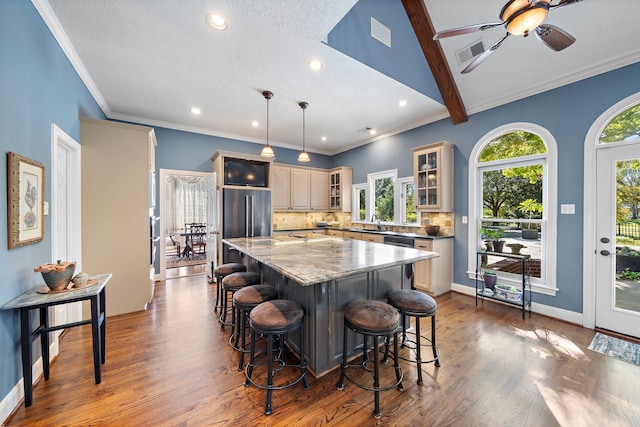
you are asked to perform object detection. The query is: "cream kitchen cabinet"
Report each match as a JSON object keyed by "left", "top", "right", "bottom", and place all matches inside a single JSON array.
[
  {"left": 272, "top": 165, "right": 310, "bottom": 211},
  {"left": 414, "top": 238, "right": 453, "bottom": 296},
  {"left": 310, "top": 170, "right": 329, "bottom": 210},
  {"left": 329, "top": 167, "right": 352, "bottom": 212},
  {"left": 325, "top": 229, "right": 343, "bottom": 238},
  {"left": 80, "top": 117, "right": 156, "bottom": 317},
  {"left": 361, "top": 233, "right": 384, "bottom": 243},
  {"left": 412, "top": 142, "right": 454, "bottom": 212}
]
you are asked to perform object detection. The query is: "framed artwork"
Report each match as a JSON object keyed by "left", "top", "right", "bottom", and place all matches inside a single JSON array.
[{"left": 7, "top": 152, "right": 45, "bottom": 249}]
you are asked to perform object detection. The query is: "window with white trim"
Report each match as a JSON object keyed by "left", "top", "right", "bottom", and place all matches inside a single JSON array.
[
  {"left": 352, "top": 170, "right": 420, "bottom": 226},
  {"left": 468, "top": 124, "right": 558, "bottom": 294}
]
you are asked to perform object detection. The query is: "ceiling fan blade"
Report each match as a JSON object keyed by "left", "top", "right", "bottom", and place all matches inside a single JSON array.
[
  {"left": 550, "top": 0, "right": 584, "bottom": 10},
  {"left": 461, "top": 34, "right": 510, "bottom": 74},
  {"left": 433, "top": 21, "right": 504, "bottom": 40},
  {"left": 535, "top": 24, "right": 576, "bottom": 51}
]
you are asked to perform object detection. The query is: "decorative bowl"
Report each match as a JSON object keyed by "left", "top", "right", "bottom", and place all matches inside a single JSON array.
[
  {"left": 494, "top": 284, "right": 523, "bottom": 302},
  {"left": 425, "top": 225, "right": 440, "bottom": 236},
  {"left": 34, "top": 261, "right": 76, "bottom": 291}
]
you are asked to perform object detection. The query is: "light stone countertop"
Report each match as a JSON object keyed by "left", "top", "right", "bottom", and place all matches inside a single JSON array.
[
  {"left": 223, "top": 236, "right": 439, "bottom": 286},
  {"left": 2, "top": 273, "right": 112, "bottom": 310}
]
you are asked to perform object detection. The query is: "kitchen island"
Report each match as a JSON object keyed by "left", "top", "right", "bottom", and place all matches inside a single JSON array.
[{"left": 223, "top": 236, "right": 439, "bottom": 376}]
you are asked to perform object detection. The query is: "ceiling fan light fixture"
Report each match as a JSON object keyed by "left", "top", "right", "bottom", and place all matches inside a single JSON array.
[
  {"left": 505, "top": 4, "right": 549, "bottom": 36},
  {"left": 297, "top": 101, "right": 310, "bottom": 163},
  {"left": 260, "top": 91, "right": 275, "bottom": 158}
]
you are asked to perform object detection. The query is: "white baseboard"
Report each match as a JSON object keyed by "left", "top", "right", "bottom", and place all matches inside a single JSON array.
[
  {"left": 1, "top": 341, "right": 59, "bottom": 425},
  {"left": 451, "top": 282, "right": 584, "bottom": 325}
]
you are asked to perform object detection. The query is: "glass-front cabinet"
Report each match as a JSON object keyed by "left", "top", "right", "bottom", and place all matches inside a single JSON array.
[
  {"left": 329, "top": 167, "right": 352, "bottom": 212},
  {"left": 412, "top": 142, "right": 454, "bottom": 212}
]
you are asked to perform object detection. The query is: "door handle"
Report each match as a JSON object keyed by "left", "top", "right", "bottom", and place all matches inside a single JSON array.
[{"left": 600, "top": 250, "right": 612, "bottom": 256}]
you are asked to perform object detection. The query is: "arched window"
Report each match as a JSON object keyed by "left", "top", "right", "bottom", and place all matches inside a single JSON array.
[{"left": 468, "top": 123, "right": 558, "bottom": 295}]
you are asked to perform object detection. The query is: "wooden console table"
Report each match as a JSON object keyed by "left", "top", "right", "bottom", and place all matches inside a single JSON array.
[{"left": 1, "top": 273, "right": 111, "bottom": 407}]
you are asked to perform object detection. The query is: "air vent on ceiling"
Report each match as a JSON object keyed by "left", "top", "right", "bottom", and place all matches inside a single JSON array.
[
  {"left": 456, "top": 40, "right": 485, "bottom": 66},
  {"left": 370, "top": 17, "right": 391, "bottom": 48}
]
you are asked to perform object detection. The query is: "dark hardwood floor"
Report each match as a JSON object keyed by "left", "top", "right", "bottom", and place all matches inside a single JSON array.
[{"left": 5, "top": 272, "right": 640, "bottom": 426}]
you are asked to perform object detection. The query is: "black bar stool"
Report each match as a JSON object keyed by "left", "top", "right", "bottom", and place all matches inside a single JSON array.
[
  {"left": 213, "top": 263, "right": 246, "bottom": 312},
  {"left": 385, "top": 289, "right": 440, "bottom": 385},
  {"left": 244, "top": 299, "right": 310, "bottom": 415},
  {"left": 220, "top": 271, "right": 260, "bottom": 329},
  {"left": 336, "top": 299, "right": 403, "bottom": 419},
  {"left": 231, "top": 284, "right": 279, "bottom": 371}
]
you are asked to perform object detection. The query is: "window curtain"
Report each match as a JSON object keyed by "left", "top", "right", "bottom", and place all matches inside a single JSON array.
[{"left": 164, "top": 175, "right": 207, "bottom": 235}]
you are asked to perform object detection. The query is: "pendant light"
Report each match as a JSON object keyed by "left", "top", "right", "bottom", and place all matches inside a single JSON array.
[
  {"left": 297, "top": 101, "right": 310, "bottom": 162},
  {"left": 260, "top": 90, "right": 275, "bottom": 158}
]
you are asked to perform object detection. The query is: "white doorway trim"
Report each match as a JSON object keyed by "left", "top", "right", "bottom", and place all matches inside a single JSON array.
[
  {"left": 583, "top": 92, "right": 640, "bottom": 329},
  {"left": 158, "top": 168, "right": 211, "bottom": 281},
  {"left": 51, "top": 124, "right": 82, "bottom": 333}
]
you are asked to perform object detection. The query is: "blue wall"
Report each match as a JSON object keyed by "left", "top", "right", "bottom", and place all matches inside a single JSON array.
[
  {"left": 154, "top": 127, "right": 333, "bottom": 174},
  {"left": 334, "top": 62, "right": 640, "bottom": 313},
  {"left": 0, "top": 0, "right": 104, "bottom": 403}
]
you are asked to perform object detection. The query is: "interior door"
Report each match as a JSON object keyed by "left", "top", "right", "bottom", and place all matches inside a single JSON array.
[
  {"left": 595, "top": 143, "right": 640, "bottom": 338},
  {"left": 206, "top": 172, "right": 217, "bottom": 272}
]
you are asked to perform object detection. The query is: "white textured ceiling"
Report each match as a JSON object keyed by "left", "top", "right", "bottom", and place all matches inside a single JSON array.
[{"left": 35, "top": 0, "right": 640, "bottom": 156}]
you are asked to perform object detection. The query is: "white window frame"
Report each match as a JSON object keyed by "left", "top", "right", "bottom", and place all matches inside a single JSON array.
[
  {"left": 352, "top": 183, "right": 368, "bottom": 223},
  {"left": 352, "top": 170, "right": 420, "bottom": 227},
  {"left": 397, "top": 177, "right": 420, "bottom": 226},
  {"left": 368, "top": 169, "right": 397, "bottom": 225},
  {"left": 467, "top": 123, "right": 558, "bottom": 295}
]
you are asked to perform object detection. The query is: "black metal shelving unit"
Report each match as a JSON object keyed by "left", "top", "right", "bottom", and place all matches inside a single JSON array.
[{"left": 475, "top": 250, "right": 532, "bottom": 319}]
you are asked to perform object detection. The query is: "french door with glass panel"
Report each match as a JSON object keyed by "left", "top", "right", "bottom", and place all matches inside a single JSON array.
[{"left": 595, "top": 142, "right": 640, "bottom": 338}]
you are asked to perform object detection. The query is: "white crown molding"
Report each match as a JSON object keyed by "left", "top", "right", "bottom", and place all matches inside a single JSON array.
[
  {"left": 31, "top": 0, "right": 111, "bottom": 116},
  {"left": 466, "top": 50, "right": 640, "bottom": 117}
]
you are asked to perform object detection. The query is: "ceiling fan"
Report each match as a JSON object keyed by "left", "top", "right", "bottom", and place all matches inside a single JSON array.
[{"left": 433, "top": 0, "right": 584, "bottom": 73}]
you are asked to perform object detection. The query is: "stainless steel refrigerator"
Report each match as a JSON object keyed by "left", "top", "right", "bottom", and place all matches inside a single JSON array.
[{"left": 222, "top": 188, "right": 271, "bottom": 263}]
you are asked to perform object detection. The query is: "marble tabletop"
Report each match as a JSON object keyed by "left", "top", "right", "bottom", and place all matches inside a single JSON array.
[
  {"left": 1, "top": 274, "right": 112, "bottom": 310},
  {"left": 223, "top": 237, "right": 439, "bottom": 286}
]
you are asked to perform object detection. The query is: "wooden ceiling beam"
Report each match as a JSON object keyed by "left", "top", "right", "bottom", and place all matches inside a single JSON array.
[{"left": 402, "top": 0, "right": 468, "bottom": 124}]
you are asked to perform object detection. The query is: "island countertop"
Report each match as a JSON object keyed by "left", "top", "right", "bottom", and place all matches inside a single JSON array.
[{"left": 223, "top": 236, "right": 439, "bottom": 286}]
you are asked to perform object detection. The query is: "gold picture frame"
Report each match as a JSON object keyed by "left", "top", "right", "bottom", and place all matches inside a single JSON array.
[{"left": 7, "top": 152, "right": 45, "bottom": 249}]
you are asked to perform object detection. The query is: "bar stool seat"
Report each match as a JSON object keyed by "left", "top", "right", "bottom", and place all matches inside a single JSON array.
[
  {"left": 213, "top": 263, "right": 246, "bottom": 311},
  {"left": 336, "top": 299, "right": 403, "bottom": 419},
  {"left": 232, "top": 285, "right": 279, "bottom": 370},
  {"left": 386, "top": 289, "right": 440, "bottom": 385},
  {"left": 245, "top": 299, "right": 309, "bottom": 415},
  {"left": 220, "top": 271, "right": 260, "bottom": 328}
]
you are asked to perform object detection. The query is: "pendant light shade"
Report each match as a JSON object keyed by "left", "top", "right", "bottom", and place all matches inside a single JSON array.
[
  {"left": 260, "top": 90, "right": 275, "bottom": 158},
  {"left": 297, "top": 101, "right": 310, "bottom": 163}
]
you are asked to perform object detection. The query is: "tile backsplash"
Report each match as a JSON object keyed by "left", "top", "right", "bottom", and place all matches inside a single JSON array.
[{"left": 273, "top": 211, "right": 455, "bottom": 236}]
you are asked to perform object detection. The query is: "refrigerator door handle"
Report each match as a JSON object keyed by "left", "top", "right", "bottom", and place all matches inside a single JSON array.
[
  {"left": 245, "top": 195, "right": 250, "bottom": 237},
  {"left": 250, "top": 195, "right": 255, "bottom": 237}
]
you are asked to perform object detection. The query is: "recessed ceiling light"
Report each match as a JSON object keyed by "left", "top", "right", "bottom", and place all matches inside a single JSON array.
[
  {"left": 206, "top": 14, "right": 228, "bottom": 30},
  {"left": 190, "top": 107, "right": 201, "bottom": 115},
  {"left": 369, "top": 128, "right": 377, "bottom": 135},
  {"left": 321, "top": 136, "right": 327, "bottom": 142},
  {"left": 398, "top": 100, "right": 407, "bottom": 107},
  {"left": 308, "top": 60, "right": 324, "bottom": 71},
  {"left": 251, "top": 121, "right": 260, "bottom": 128}
]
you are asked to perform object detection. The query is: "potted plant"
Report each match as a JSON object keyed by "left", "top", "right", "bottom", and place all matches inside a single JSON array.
[
  {"left": 518, "top": 199, "right": 542, "bottom": 240},
  {"left": 480, "top": 227, "right": 504, "bottom": 252},
  {"left": 482, "top": 269, "right": 497, "bottom": 290},
  {"left": 506, "top": 243, "right": 526, "bottom": 255}
]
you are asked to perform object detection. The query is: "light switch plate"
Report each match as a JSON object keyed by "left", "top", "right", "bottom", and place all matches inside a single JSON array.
[
  {"left": 44, "top": 201, "right": 49, "bottom": 216},
  {"left": 462, "top": 216, "right": 468, "bottom": 224},
  {"left": 560, "top": 204, "right": 575, "bottom": 214}
]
